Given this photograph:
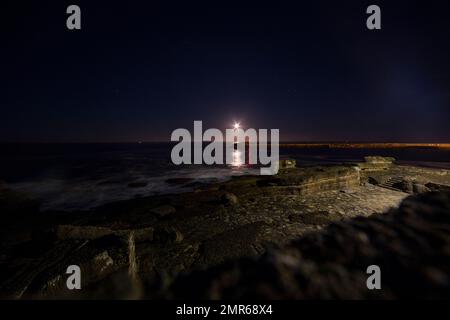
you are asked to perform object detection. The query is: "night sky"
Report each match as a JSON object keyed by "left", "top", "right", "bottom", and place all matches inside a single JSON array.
[{"left": 1, "top": 0, "right": 450, "bottom": 143}]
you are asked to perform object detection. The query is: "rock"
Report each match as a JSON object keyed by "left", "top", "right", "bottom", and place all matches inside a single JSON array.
[
  {"left": 115, "top": 228, "right": 154, "bottom": 242},
  {"left": 425, "top": 183, "right": 450, "bottom": 192},
  {"left": 54, "top": 225, "right": 153, "bottom": 242},
  {"left": 257, "top": 166, "right": 360, "bottom": 194},
  {"left": 87, "top": 250, "right": 115, "bottom": 277},
  {"left": 150, "top": 205, "right": 176, "bottom": 218},
  {"left": 297, "top": 211, "right": 342, "bottom": 225},
  {"left": 128, "top": 181, "right": 148, "bottom": 188},
  {"left": 367, "top": 176, "right": 381, "bottom": 185},
  {"left": 13, "top": 235, "right": 129, "bottom": 298},
  {"left": 0, "top": 240, "right": 86, "bottom": 299},
  {"left": 154, "top": 226, "right": 183, "bottom": 244},
  {"left": 413, "top": 183, "right": 430, "bottom": 194},
  {"left": 168, "top": 191, "right": 450, "bottom": 299},
  {"left": 393, "top": 179, "right": 414, "bottom": 193},
  {"left": 277, "top": 159, "right": 296, "bottom": 170},
  {"left": 358, "top": 156, "right": 395, "bottom": 171},
  {"left": 256, "top": 179, "right": 282, "bottom": 187},
  {"left": 220, "top": 192, "right": 238, "bottom": 206},
  {"left": 196, "top": 222, "right": 266, "bottom": 267},
  {"left": 55, "top": 225, "right": 113, "bottom": 240},
  {"left": 364, "top": 156, "right": 395, "bottom": 164}
]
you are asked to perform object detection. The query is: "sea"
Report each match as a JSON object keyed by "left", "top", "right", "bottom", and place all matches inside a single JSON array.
[{"left": 1, "top": 143, "right": 449, "bottom": 211}]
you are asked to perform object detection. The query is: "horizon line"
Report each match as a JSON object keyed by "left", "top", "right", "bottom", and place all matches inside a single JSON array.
[{"left": 1, "top": 141, "right": 450, "bottom": 148}]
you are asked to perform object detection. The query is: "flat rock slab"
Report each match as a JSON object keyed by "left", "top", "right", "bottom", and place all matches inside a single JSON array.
[
  {"left": 196, "top": 222, "right": 267, "bottom": 267},
  {"left": 168, "top": 191, "right": 450, "bottom": 299},
  {"left": 54, "top": 225, "right": 154, "bottom": 242}
]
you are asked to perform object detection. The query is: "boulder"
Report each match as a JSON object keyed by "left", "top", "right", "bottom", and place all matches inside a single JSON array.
[{"left": 277, "top": 159, "right": 296, "bottom": 170}]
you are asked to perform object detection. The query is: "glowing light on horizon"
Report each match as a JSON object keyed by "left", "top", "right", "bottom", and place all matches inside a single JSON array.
[
  {"left": 232, "top": 150, "right": 243, "bottom": 167},
  {"left": 233, "top": 122, "right": 240, "bottom": 129}
]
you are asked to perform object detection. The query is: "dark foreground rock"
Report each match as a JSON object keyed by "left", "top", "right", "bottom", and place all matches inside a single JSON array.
[{"left": 167, "top": 191, "right": 450, "bottom": 299}]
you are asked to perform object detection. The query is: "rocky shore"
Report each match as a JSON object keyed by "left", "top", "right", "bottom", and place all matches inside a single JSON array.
[
  {"left": 0, "top": 157, "right": 449, "bottom": 299},
  {"left": 169, "top": 190, "right": 450, "bottom": 299}
]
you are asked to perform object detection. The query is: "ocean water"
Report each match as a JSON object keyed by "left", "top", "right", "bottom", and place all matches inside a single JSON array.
[{"left": 1, "top": 143, "right": 449, "bottom": 211}]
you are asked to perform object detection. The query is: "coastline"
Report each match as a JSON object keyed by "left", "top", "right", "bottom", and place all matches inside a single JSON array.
[{"left": 1, "top": 158, "right": 450, "bottom": 298}]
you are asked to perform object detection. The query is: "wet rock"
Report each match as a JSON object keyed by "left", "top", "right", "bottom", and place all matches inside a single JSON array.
[
  {"left": 220, "top": 192, "right": 238, "bottom": 206},
  {"left": 150, "top": 205, "right": 176, "bottom": 218}
]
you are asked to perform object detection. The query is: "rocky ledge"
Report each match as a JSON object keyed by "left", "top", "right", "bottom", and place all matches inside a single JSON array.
[
  {"left": 0, "top": 159, "right": 449, "bottom": 299},
  {"left": 167, "top": 191, "right": 450, "bottom": 299}
]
